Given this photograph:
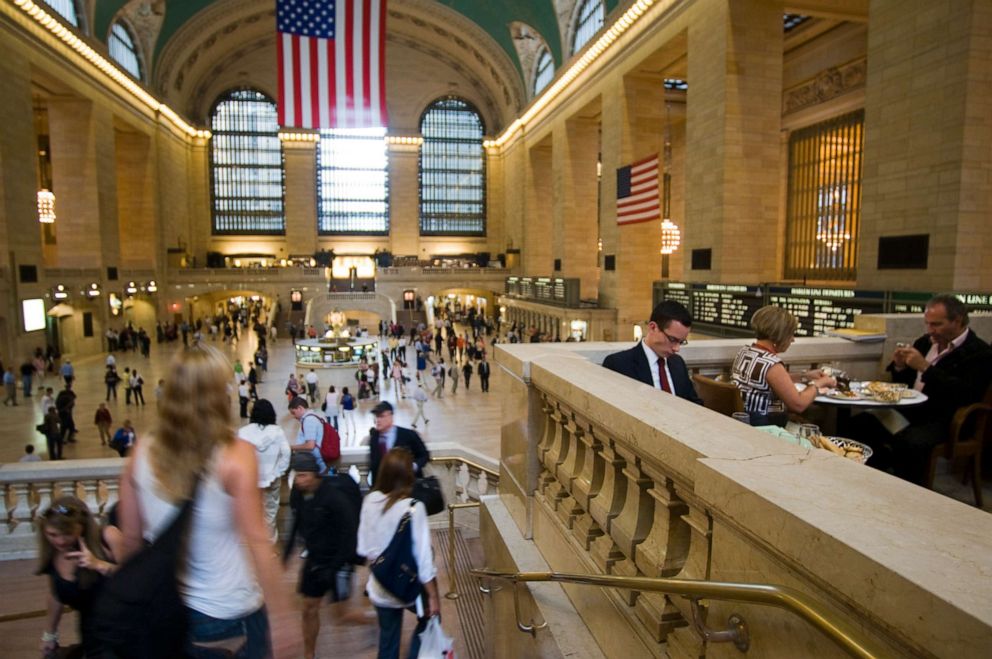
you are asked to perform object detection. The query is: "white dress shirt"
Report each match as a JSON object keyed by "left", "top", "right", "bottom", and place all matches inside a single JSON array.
[{"left": 640, "top": 340, "right": 674, "bottom": 393}]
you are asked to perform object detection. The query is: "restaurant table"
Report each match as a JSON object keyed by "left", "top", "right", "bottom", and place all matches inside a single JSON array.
[{"left": 805, "top": 383, "right": 928, "bottom": 437}]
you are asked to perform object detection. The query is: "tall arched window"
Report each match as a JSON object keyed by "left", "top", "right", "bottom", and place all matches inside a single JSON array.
[
  {"left": 317, "top": 128, "right": 390, "bottom": 235},
  {"left": 419, "top": 98, "right": 486, "bottom": 236},
  {"left": 571, "top": 0, "right": 605, "bottom": 54},
  {"left": 108, "top": 21, "right": 142, "bottom": 80},
  {"left": 209, "top": 89, "right": 285, "bottom": 235},
  {"left": 533, "top": 48, "right": 554, "bottom": 95},
  {"left": 42, "top": 0, "right": 81, "bottom": 28}
]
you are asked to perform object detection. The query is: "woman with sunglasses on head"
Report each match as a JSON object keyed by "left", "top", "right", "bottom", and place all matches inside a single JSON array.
[
  {"left": 36, "top": 495, "right": 120, "bottom": 657},
  {"left": 731, "top": 305, "right": 836, "bottom": 426},
  {"left": 116, "top": 343, "right": 300, "bottom": 658}
]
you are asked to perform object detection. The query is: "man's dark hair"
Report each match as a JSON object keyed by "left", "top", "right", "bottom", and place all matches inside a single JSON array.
[
  {"left": 650, "top": 300, "right": 693, "bottom": 330},
  {"left": 288, "top": 396, "right": 308, "bottom": 410},
  {"left": 250, "top": 399, "right": 277, "bottom": 426},
  {"left": 927, "top": 294, "right": 969, "bottom": 326},
  {"left": 25, "top": 444, "right": 35, "bottom": 454}
]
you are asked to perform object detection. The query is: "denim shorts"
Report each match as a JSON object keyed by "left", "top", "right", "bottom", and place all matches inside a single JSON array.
[{"left": 186, "top": 606, "right": 270, "bottom": 659}]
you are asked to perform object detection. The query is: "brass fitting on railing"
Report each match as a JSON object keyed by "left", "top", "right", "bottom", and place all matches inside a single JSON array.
[{"left": 444, "top": 502, "right": 481, "bottom": 600}]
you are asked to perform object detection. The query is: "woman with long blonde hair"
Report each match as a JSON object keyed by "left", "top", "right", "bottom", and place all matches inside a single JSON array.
[{"left": 116, "top": 343, "right": 299, "bottom": 658}]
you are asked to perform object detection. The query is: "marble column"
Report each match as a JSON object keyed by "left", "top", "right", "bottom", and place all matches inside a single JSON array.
[
  {"left": 388, "top": 140, "right": 421, "bottom": 257},
  {"left": 524, "top": 138, "right": 553, "bottom": 275},
  {"left": 282, "top": 138, "right": 318, "bottom": 255},
  {"left": 553, "top": 117, "right": 600, "bottom": 300}
]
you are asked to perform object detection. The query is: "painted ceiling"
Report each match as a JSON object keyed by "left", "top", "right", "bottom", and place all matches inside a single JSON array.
[{"left": 94, "top": 0, "right": 621, "bottom": 76}]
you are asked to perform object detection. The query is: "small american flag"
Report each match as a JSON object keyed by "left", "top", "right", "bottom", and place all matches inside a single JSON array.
[
  {"left": 277, "top": 0, "right": 388, "bottom": 129},
  {"left": 616, "top": 155, "right": 660, "bottom": 225}
]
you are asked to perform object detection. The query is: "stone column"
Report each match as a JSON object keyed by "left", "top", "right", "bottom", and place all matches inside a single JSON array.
[
  {"left": 47, "top": 99, "right": 116, "bottom": 268},
  {"left": 858, "top": 0, "right": 992, "bottom": 291},
  {"left": 388, "top": 140, "right": 421, "bottom": 257},
  {"left": 685, "top": 0, "right": 782, "bottom": 284},
  {"left": 598, "top": 73, "right": 665, "bottom": 337},
  {"left": 116, "top": 129, "right": 156, "bottom": 269},
  {"left": 282, "top": 138, "right": 318, "bottom": 255},
  {"left": 553, "top": 117, "right": 600, "bottom": 300},
  {"left": 523, "top": 139, "right": 553, "bottom": 275}
]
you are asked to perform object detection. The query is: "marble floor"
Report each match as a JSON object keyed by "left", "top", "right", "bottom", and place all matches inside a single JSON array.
[{"left": 0, "top": 332, "right": 504, "bottom": 465}]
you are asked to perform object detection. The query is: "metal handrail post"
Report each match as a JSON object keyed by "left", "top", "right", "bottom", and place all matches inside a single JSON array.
[{"left": 444, "top": 502, "right": 480, "bottom": 599}]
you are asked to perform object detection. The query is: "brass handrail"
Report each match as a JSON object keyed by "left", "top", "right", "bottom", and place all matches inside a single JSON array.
[
  {"left": 431, "top": 456, "right": 500, "bottom": 479},
  {"left": 471, "top": 568, "right": 885, "bottom": 659},
  {"left": 444, "top": 502, "right": 481, "bottom": 599}
]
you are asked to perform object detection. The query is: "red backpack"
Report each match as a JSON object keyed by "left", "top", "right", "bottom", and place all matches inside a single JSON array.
[{"left": 308, "top": 412, "right": 341, "bottom": 463}]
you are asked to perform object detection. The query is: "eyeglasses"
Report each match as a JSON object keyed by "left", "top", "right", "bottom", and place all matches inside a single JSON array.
[{"left": 662, "top": 331, "right": 689, "bottom": 347}]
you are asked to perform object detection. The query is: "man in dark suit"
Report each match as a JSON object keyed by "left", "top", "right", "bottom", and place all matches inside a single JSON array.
[
  {"left": 478, "top": 356, "right": 491, "bottom": 392},
  {"left": 368, "top": 400, "right": 430, "bottom": 485},
  {"left": 602, "top": 300, "right": 702, "bottom": 405},
  {"left": 849, "top": 294, "right": 992, "bottom": 484}
]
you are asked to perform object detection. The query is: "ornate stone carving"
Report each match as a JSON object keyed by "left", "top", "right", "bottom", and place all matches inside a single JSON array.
[{"left": 782, "top": 57, "right": 867, "bottom": 115}]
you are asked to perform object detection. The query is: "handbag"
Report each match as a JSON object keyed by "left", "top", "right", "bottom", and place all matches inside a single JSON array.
[
  {"left": 418, "top": 616, "right": 455, "bottom": 659},
  {"left": 90, "top": 477, "right": 200, "bottom": 658},
  {"left": 370, "top": 500, "right": 423, "bottom": 603},
  {"left": 412, "top": 474, "right": 445, "bottom": 516}
]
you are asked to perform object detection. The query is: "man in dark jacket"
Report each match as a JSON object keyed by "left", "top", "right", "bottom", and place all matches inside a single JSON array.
[
  {"left": 368, "top": 401, "right": 430, "bottom": 485},
  {"left": 283, "top": 452, "right": 362, "bottom": 659},
  {"left": 849, "top": 294, "right": 992, "bottom": 484},
  {"left": 602, "top": 300, "right": 702, "bottom": 405}
]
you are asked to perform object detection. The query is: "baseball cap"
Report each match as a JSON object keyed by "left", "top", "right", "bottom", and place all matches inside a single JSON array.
[{"left": 290, "top": 452, "right": 320, "bottom": 473}]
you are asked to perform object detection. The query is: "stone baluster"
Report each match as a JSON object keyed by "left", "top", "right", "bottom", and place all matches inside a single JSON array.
[
  {"left": 80, "top": 479, "right": 101, "bottom": 518},
  {"left": 587, "top": 437, "right": 629, "bottom": 573},
  {"left": 570, "top": 421, "right": 605, "bottom": 551},
  {"left": 608, "top": 444, "right": 655, "bottom": 598},
  {"left": 553, "top": 413, "right": 586, "bottom": 530},
  {"left": 537, "top": 403, "right": 565, "bottom": 499},
  {"left": 7, "top": 482, "right": 35, "bottom": 537},
  {"left": 35, "top": 481, "right": 54, "bottom": 524},
  {"left": 476, "top": 470, "right": 490, "bottom": 498},
  {"left": 52, "top": 480, "right": 74, "bottom": 502},
  {"left": 455, "top": 463, "right": 470, "bottom": 503},
  {"left": 102, "top": 479, "right": 120, "bottom": 522},
  {"left": 664, "top": 483, "right": 712, "bottom": 659}
]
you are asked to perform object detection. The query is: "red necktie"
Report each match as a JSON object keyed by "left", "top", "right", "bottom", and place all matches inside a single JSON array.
[{"left": 658, "top": 358, "right": 672, "bottom": 394}]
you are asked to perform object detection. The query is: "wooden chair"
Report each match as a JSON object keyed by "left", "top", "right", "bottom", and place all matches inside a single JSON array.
[
  {"left": 926, "top": 401, "right": 991, "bottom": 508},
  {"left": 692, "top": 374, "right": 745, "bottom": 417}
]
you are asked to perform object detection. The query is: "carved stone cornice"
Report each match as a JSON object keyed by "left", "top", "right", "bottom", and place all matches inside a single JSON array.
[{"left": 782, "top": 57, "right": 866, "bottom": 115}]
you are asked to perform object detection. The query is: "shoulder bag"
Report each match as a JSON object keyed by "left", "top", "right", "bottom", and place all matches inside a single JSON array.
[
  {"left": 370, "top": 500, "right": 423, "bottom": 603},
  {"left": 90, "top": 477, "right": 200, "bottom": 658}
]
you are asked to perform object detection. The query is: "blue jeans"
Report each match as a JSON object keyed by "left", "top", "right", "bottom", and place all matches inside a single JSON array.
[
  {"left": 185, "top": 606, "right": 270, "bottom": 659},
  {"left": 375, "top": 604, "right": 428, "bottom": 659}
]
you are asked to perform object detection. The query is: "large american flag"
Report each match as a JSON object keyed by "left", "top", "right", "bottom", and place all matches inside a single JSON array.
[
  {"left": 277, "top": 0, "right": 388, "bottom": 129},
  {"left": 616, "top": 155, "right": 660, "bottom": 225}
]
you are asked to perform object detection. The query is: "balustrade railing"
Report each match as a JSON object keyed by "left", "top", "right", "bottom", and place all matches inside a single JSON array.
[
  {"left": 488, "top": 343, "right": 992, "bottom": 658},
  {"left": 1, "top": 443, "right": 496, "bottom": 560}
]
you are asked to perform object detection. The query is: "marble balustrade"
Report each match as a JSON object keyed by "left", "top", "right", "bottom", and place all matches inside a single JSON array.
[
  {"left": 0, "top": 442, "right": 497, "bottom": 560},
  {"left": 484, "top": 339, "right": 992, "bottom": 658}
]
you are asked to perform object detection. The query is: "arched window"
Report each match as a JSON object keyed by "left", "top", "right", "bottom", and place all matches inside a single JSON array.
[
  {"left": 108, "top": 21, "right": 142, "bottom": 80},
  {"left": 533, "top": 48, "right": 554, "bottom": 95},
  {"left": 317, "top": 128, "right": 390, "bottom": 235},
  {"left": 419, "top": 98, "right": 485, "bottom": 236},
  {"left": 571, "top": 0, "right": 604, "bottom": 54},
  {"left": 42, "top": 0, "right": 82, "bottom": 28},
  {"left": 209, "top": 89, "right": 285, "bottom": 235}
]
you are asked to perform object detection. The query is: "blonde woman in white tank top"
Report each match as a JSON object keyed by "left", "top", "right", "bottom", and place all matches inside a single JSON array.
[{"left": 116, "top": 344, "right": 300, "bottom": 658}]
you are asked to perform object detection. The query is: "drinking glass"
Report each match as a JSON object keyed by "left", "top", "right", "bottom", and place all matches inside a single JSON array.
[
  {"left": 731, "top": 412, "right": 751, "bottom": 424},
  {"left": 798, "top": 424, "right": 821, "bottom": 442}
]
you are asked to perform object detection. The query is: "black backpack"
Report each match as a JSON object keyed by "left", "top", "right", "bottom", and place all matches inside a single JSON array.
[
  {"left": 370, "top": 500, "right": 422, "bottom": 603},
  {"left": 91, "top": 479, "right": 200, "bottom": 658}
]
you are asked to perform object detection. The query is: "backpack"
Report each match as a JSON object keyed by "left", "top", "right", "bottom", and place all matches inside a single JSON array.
[
  {"left": 370, "top": 500, "right": 422, "bottom": 603},
  {"left": 308, "top": 413, "right": 341, "bottom": 463},
  {"left": 341, "top": 393, "right": 355, "bottom": 410}
]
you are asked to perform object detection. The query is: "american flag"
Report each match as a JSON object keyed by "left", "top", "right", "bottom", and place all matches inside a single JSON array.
[
  {"left": 616, "top": 155, "right": 660, "bottom": 225},
  {"left": 277, "top": 0, "right": 388, "bottom": 129}
]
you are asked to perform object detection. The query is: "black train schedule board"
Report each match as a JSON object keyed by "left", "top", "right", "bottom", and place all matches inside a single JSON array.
[
  {"left": 690, "top": 283, "right": 764, "bottom": 332},
  {"left": 767, "top": 287, "right": 885, "bottom": 337}
]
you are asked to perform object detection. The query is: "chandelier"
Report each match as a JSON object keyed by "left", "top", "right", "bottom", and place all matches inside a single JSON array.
[{"left": 37, "top": 189, "right": 55, "bottom": 223}]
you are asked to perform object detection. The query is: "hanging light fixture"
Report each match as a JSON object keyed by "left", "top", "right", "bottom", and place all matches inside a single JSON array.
[
  {"left": 660, "top": 218, "right": 681, "bottom": 254},
  {"left": 659, "top": 102, "right": 681, "bottom": 257},
  {"left": 37, "top": 189, "right": 56, "bottom": 223}
]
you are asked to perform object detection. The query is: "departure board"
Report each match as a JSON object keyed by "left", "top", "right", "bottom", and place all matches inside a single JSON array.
[
  {"left": 660, "top": 282, "right": 692, "bottom": 310},
  {"left": 504, "top": 276, "right": 580, "bottom": 306},
  {"left": 691, "top": 284, "right": 764, "bottom": 331},
  {"left": 767, "top": 287, "right": 885, "bottom": 336}
]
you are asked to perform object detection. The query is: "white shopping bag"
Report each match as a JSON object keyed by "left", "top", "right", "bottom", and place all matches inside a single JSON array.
[{"left": 417, "top": 615, "right": 454, "bottom": 659}]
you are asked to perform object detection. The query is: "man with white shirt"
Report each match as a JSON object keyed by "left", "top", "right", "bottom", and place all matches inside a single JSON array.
[
  {"left": 849, "top": 294, "right": 992, "bottom": 484},
  {"left": 304, "top": 369, "right": 319, "bottom": 403},
  {"left": 367, "top": 401, "right": 429, "bottom": 486},
  {"left": 602, "top": 300, "right": 703, "bottom": 405}
]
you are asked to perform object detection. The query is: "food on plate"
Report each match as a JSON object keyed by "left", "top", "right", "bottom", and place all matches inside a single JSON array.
[
  {"left": 900, "top": 389, "right": 919, "bottom": 399},
  {"left": 872, "top": 389, "right": 900, "bottom": 403},
  {"left": 829, "top": 390, "right": 861, "bottom": 400},
  {"left": 813, "top": 434, "right": 845, "bottom": 456}
]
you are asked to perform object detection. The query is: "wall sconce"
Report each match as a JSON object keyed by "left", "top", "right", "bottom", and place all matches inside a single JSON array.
[
  {"left": 86, "top": 283, "right": 100, "bottom": 297},
  {"left": 38, "top": 189, "right": 56, "bottom": 223},
  {"left": 125, "top": 281, "right": 138, "bottom": 295},
  {"left": 109, "top": 292, "right": 122, "bottom": 315},
  {"left": 146, "top": 280, "right": 158, "bottom": 292},
  {"left": 53, "top": 283, "right": 68, "bottom": 300}
]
